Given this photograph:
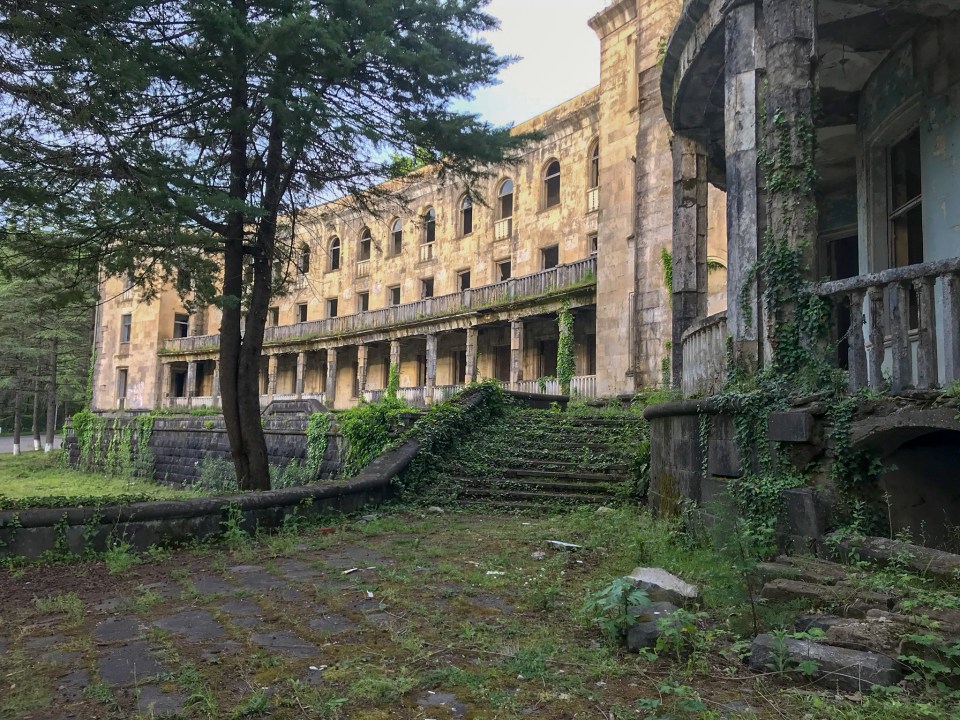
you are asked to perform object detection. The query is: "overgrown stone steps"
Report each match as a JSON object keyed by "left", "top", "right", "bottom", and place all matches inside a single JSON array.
[
  {"left": 503, "top": 458, "right": 630, "bottom": 473},
  {"left": 502, "top": 468, "right": 626, "bottom": 482},
  {"left": 459, "top": 487, "right": 613, "bottom": 505},
  {"left": 449, "top": 476, "right": 622, "bottom": 495}
]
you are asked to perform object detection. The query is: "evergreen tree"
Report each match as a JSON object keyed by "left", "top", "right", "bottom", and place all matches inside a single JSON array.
[{"left": 0, "top": 0, "right": 528, "bottom": 488}]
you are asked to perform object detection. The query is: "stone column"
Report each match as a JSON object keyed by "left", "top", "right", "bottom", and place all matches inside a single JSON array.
[
  {"left": 267, "top": 354, "right": 278, "bottom": 398},
  {"left": 389, "top": 338, "right": 401, "bottom": 370},
  {"left": 325, "top": 347, "right": 338, "bottom": 405},
  {"left": 185, "top": 360, "right": 197, "bottom": 407},
  {"left": 424, "top": 334, "right": 437, "bottom": 404},
  {"left": 160, "top": 362, "right": 172, "bottom": 408},
  {"left": 356, "top": 344, "right": 369, "bottom": 396},
  {"left": 510, "top": 319, "right": 524, "bottom": 390},
  {"left": 211, "top": 363, "right": 221, "bottom": 407},
  {"left": 671, "top": 134, "right": 709, "bottom": 388},
  {"left": 465, "top": 326, "right": 478, "bottom": 383},
  {"left": 724, "top": 0, "right": 763, "bottom": 367},
  {"left": 295, "top": 352, "right": 306, "bottom": 397}
]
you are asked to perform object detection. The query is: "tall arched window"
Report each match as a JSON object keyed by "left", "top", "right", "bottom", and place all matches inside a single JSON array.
[
  {"left": 498, "top": 179, "right": 514, "bottom": 220},
  {"left": 358, "top": 228, "right": 372, "bottom": 261},
  {"left": 329, "top": 237, "right": 341, "bottom": 271},
  {"left": 460, "top": 196, "right": 473, "bottom": 235},
  {"left": 544, "top": 160, "right": 561, "bottom": 208},
  {"left": 423, "top": 208, "right": 436, "bottom": 244},
  {"left": 390, "top": 218, "right": 403, "bottom": 255},
  {"left": 298, "top": 244, "right": 311, "bottom": 274},
  {"left": 588, "top": 142, "right": 599, "bottom": 189}
]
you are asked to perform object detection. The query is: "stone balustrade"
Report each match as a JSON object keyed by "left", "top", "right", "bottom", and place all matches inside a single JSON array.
[
  {"left": 679, "top": 312, "right": 727, "bottom": 397},
  {"left": 818, "top": 257, "right": 960, "bottom": 392}
]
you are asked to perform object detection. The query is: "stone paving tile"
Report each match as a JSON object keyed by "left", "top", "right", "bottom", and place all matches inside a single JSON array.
[
  {"left": 55, "top": 669, "right": 91, "bottom": 702},
  {"left": 98, "top": 640, "right": 168, "bottom": 686},
  {"left": 139, "top": 581, "right": 182, "bottom": 601},
  {"left": 153, "top": 609, "right": 228, "bottom": 642},
  {"left": 417, "top": 691, "right": 469, "bottom": 718},
  {"left": 308, "top": 613, "right": 356, "bottom": 635},
  {"left": 23, "top": 633, "right": 67, "bottom": 652},
  {"left": 190, "top": 574, "right": 236, "bottom": 596},
  {"left": 39, "top": 649, "right": 82, "bottom": 665},
  {"left": 136, "top": 684, "right": 187, "bottom": 717},
  {"left": 92, "top": 597, "right": 125, "bottom": 613},
  {"left": 273, "top": 558, "right": 324, "bottom": 583},
  {"left": 226, "top": 565, "right": 305, "bottom": 601},
  {"left": 249, "top": 630, "right": 319, "bottom": 659},
  {"left": 0, "top": 636, "right": 7, "bottom": 656},
  {"left": 93, "top": 615, "right": 144, "bottom": 644}
]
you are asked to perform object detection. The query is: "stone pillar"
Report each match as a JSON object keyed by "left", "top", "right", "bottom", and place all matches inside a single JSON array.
[
  {"left": 267, "top": 354, "right": 278, "bottom": 397},
  {"left": 389, "top": 339, "right": 401, "bottom": 371},
  {"left": 724, "top": 0, "right": 763, "bottom": 367},
  {"left": 295, "top": 352, "right": 306, "bottom": 397},
  {"left": 211, "top": 363, "right": 220, "bottom": 405},
  {"left": 160, "top": 362, "right": 172, "bottom": 407},
  {"left": 671, "top": 134, "right": 709, "bottom": 388},
  {"left": 325, "top": 347, "right": 338, "bottom": 405},
  {"left": 510, "top": 319, "right": 524, "bottom": 390},
  {"left": 185, "top": 360, "right": 197, "bottom": 407},
  {"left": 356, "top": 344, "right": 369, "bottom": 396},
  {"left": 465, "top": 326, "right": 478, "bottom": 383},
  {"left": 424, "top": 334, "right": 437, "bottom": 404}
]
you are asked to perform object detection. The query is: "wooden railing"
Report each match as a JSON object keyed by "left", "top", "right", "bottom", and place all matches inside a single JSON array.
[
  {"left": 163, "top": 258, "right": 596, "bottom": 354},
  {"left": 680, "top": 311, "right": 728, "bottom": 397},
  {"left": 818, "top": 257, "right": 960, "bottom": 392}
]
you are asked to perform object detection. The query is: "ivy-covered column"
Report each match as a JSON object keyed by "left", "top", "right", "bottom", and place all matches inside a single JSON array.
[
  {"left": 159, "top": 362, "right": 172, "bottom": 408},
  {"left": 465, "top": 326, "right": 478, "bottom": 383},
  {"left": 295, "top": 352, "right": 306, "bottom": 397},
  {"left": 424, "top": 334, "right": 437, "bottom": 405},
  {"left": 186, "top": 360, "right": 197, "bottom": 408},
  {"left": 389, "top": 338, "right": 401, "bottom": 375},
  {"left": 724, "top": 0, "right": 763, "bottom": 368},
  {"left": 266, "top": 354, "right": 278, "bottom": 399},
  {"left": 356, "top": 344, "right": 369, "bottom": 397},
  {"left": 325, "top": 348, "right": 338, "bottom": 406},
  {"left": 509, "top": 319, "right": 524, "bottom": 390},
  {"left": 671, "top": 133, "right": 709, "bottom": 389}
]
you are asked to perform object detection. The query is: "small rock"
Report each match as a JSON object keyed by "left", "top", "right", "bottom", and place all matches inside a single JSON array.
[
  {"left": 531, "top": 551, "right": 547, "bottom": 560},
  {"left": 360, "top": 514, "right": 378, "bottom": 523},
  {"left": 595, "top": 506, "right": 615, "bottom": 514},
  {"left": 626, "top": 601, "right": 680, "bottom": 651},
  {"left": 720, "top": 700, "right": 758, "bottom": 716},
  {"left": 626, "top": 567, "right": 699, "bottom": 606},
  {"left": 427, "top": 506, "right": 445, "bottom": 514},
  {"left": 748, "top": 633, "right": 902, "bottom": 691}
]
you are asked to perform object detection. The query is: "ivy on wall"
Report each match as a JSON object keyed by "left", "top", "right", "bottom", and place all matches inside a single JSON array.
[
  {"left": 305, "top": 412, "right": 332, "bottom": 474},
  {"left": 557, "top": 302, "right": 575, "bottom": 396}
]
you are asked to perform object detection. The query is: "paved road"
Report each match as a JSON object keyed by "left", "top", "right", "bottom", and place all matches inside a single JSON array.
[{"left": 0, "top": 435, "right": 63, "bottom": 454}]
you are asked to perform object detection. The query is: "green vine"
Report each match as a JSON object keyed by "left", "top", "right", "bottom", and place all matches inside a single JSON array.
[
  {"left": 338, "top": 397, "right": 410, "bottom": 476},
  {"left": 386, "top": 364, "right": 400, "bottom": 401},
  {"left": 306, "top": 412, "right": 332, "bottom": 474},
  {"left": 556, "top": 303, "right": 575, "bottom": 396},
  {"left": 660, "top": 248, "right": 673, "bottom": 305}
]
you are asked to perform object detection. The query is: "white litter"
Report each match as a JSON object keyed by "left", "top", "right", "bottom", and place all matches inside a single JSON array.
[
  {"left": 342, "top": 568, "right": 359, "bottom": 575},
  {"left": 485, "top": 571, "right": 506, "bottom": 576},
  {"left": 547, "top": 540, "right": 582, "bottom": 550}
]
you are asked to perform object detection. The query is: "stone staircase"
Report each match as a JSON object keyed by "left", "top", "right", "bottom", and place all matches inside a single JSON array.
[{"left": 428, "top": 404, "right": 646, "bottom": 510}]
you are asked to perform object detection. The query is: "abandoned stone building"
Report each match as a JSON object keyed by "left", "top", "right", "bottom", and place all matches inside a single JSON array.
[
  {"left": 651, "top": 0, "right": 960, "bottom": 545},
  {"left": 90, "top": 0, "right": 726, "bottom": 412}
]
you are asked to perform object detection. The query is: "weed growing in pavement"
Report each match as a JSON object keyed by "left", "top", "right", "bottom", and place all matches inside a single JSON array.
[
  {"left": 104, "top": 540, "right": 141, "bottom": 574},
  {"left": 582, "top": 576, "right": 649, "bottom": 644},
  {"left": 33, "top": 591, "right": 84, "bottom": 625}
]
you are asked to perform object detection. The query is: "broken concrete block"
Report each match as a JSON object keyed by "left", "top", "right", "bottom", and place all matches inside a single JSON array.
[
  {"left": 760, "top": 578, "right": 894, "bottom": 610},
  {"left": 627, "top": 601, "right": 680, "bottom": 652},
  {"left": 749, "top": 634, "right": 903, "bottom": 691},
  {"left": 827, "top": 533, "right": 960, "bottom": 580},
  {"left": 625, "top": 567, "right": 699, "bottom": 606}
]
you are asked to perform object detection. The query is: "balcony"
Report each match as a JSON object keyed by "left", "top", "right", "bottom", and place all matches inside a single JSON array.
[
  {"left": 161, "top": 257, "right": 597, "bottom": 354},
  {"left": 356, "top": 259, "right": 370, "bottom": 278},
  {"left": 494, "top": 218, "right": 512, "bottom": 240},
  {"left": 419, "top": 242, "right": 435, "bottom": 263},
  {"left": 587, "top": 186, "right": 599, "bottom": 213}
]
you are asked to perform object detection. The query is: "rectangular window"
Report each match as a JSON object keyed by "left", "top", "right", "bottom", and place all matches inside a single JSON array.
[
  {"left": 388, "top": 285, "right": 401, "bottom": 306},
  {"left": 541, "top": 245, "right": 559, "bottom": 270},
  {"left": 457, "top": 270, "right": 471, "bottom": 291},
  {"left": 122, "top": 274, "right": 134, "bottom": 292},
  {"left": 888, "top": 129, "right": 924, "bottom": 329},
  {"left": 589, "top": 233, "right": 598, "bottom": 255},
  {"left": 421, "top": 277, "right": 434, "bottom": 299},
  {"left": 296, "top": 303, "right": 308, "bottom": 323},
  {"left": 497, "top": 260, "right": 512, "bottom": 282},
  {"left": 268, "top": 307, "right": 280, "bottom": 327},
  {"left": 119, "top": 313, "right": 132, "bottom": 344},
  {"left": 173, "top": 313, "right": 190, "bottom": 339},
  {"left": 116, "top": 368, "right": 128, "bottom": 409},
  {"left": 455, "top": 350, "right": 467, "bottom": 384},
  {"left": 326, "top": 298, "right": 338, "bottom": 318},
  {"left": 358, "top": 291, "right": 369, "bottom": 313}
]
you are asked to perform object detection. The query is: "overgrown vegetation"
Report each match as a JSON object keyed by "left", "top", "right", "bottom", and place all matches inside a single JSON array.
[{"left": 556, "top": 303, "right": 575, "bottom": 396}]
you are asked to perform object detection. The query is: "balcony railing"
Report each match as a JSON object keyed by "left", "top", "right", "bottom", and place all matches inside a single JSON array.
[
  {"left": 356, "top": 259, "right": 370, "bottom": 278},
  {"left": 163, "top": 258, "right": 596, "bottom": 354},
  {"left": 419, "top": 242, "right": 435, "bottom": 263},
  {"left": 680, "top": 312, "right": 728, "bottom": 397},
  {"left": 587, "top": 186, "right": 600, "bottom": 213},
  {"left": 494, "top": 218, "right": 512, "bottom": 240},
  {"left": 818, "top": 257, "right": 960, "bottom": 392},
  {"left": 514, "top": 376, "right": 597, "bottom": 398}
]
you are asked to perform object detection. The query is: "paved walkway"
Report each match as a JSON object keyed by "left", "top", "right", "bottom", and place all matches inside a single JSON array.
[{"left": 0, "top": 436, "right": 62, "bottom": 454}]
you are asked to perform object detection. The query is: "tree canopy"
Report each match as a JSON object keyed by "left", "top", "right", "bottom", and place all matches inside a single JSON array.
[{"left": 0, "top": 0, "right": 530, "bottom": 487}]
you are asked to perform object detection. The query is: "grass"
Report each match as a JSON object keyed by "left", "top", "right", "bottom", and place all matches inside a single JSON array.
[{"left": 0, "top": 451, "right": 198, "bottom": 507}]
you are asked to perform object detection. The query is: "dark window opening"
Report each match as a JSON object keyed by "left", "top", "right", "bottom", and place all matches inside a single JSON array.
[
  {"left": 589, "top": 234, "right": 598, "bottom": 254},
  {"left": 173, "top": 313, "right": 190, "bottom": 338},
  {"left": 329, "top": 237, "right": 341, "bottom": 271},
  {"left": 589, "top": 143, "right": 600, "bottom": 189},
  {"left": 268, "top": 307, "right": 279, "bottom": 327},
  {"left": 544, "top": 160, "right": 561, "bottom": 208},
  {"left": 498, "top": 180, "right": 514, "bottom": 219},
  {"left": 460, "top": 197, "right": 473, "bottom": 236},
  {"left": 120, "top": 314, "right": 132, "bottom": 344},
  {"left": 390, "top": 219, "right": 403, "bottom": 255},
  {"left": 889, "top": 129, "right": 924, "bottom": 329},
  {"left": 116, "top": 368, "right": 128, "bottom": 408},
  {"left": 298, "top": 245, "right": 311, "bottom": 274},
  {"left": 424, "top": 208, "right": 436, "bottom": 244},
  {"left": 538, "top": 339, "right": 558, "bottom": 378},
  {"left": 358, "top": 230, "right": 372, "bottom": 262},
  {"left": 421, "top": 277, "right": 434, "bottom": 299},
  {"left": 497, "top": 260, "right": 512, "bottom": 282},
  {"left": 297, "top": 303, "right": 308, "bottom": 323},
  {"left": 542, "top": 245, "right": 559, "bottom": 270},
  {"left": 389, "top": 286, "right": 401, "bottom": 306},
  {"left": 326, "top": 298, "right": 338, "bottom": 318},
  {"left": 457, "top": 270, "right": 471, "bottom": 291},
  {"left": 455, "top": 350, "right": 467, "bottom": 384},
  {"left": 358, "top": 291, "right": 369, "bottom": 313}
]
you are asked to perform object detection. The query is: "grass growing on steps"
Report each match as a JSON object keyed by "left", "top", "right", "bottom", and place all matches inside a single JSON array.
[{"left": 0, "top": 451, "right": 199, "bottom": 508}]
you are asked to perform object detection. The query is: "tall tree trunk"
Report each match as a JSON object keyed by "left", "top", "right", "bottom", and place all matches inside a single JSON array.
[
  {"left": 218, "top": 0, "right": 271, "bottom": 490},
  {"left": 12, "top": 387, "right": 21, "bottom": 456},
  {"left": 45, "top": 336, "right": 58, "bottom": 452},
  {"left": 31, "top": 369, "right": 41, "bottom": 451}
]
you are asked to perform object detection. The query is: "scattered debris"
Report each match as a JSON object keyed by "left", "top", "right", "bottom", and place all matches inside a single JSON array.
[
  {"left": 427, "top": 506, "right": 445, "bottom": 514},
  {"left": 546, "top": 541, "right": 582, "bottom": 551},
  {"left": 531, "top": 551, "right": 547, "bottom": 560},
  {"left": 626, "top": 567, "right": 699, "bottom": 606},
  {"left": 485, "top": 571, "right": 506, "bottom": 576},
  {"left": 342, "top": 568, "right": 359, "bottom": 575},
  {"left": 827, "top": 533, "right": 960, "bottom": 580},
  {"left": 627, "top": 601, "right": 681, "bottom": 652}
]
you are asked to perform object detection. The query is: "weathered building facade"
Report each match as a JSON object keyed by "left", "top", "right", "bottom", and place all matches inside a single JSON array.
[{"left": 90, "top": 0, "right": 698, "bottom": 412}]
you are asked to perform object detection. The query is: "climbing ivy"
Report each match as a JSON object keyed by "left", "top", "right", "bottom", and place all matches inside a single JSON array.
[
  {"left": 660, "top": 248, "right": 673, "bottom": 306},
  {"left": 338, "top": 396, "right": 410, "bottom": 476},
  {"left": 556, "top": 303, "right": 575, "bottom": 396},
  {"left": 306, "top": 412, "right": 332, "bottom": 474},
  {"left": 386, "top": 364, "right": 400, "bottom": 401},
  {"left": 71, "top": 409, "right": 157, "bottom": 478}
]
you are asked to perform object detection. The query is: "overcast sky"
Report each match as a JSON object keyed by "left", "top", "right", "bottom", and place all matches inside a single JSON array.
[{"left": 458, "top": 0, "right": 610, "bottom": 127}]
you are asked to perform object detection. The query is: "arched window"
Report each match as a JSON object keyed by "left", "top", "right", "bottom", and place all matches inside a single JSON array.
[
  {"left": 544, "top": 160, "right": 561, "bottom": 208},
  {"left": 298, "top": 244, "right": 311, "bottom": 274},
  {"left": 390, "top": 218, "right": 403, "bottom": 255},
  {"left": 329, "top": 237, "right": 341, "bottom": 271},
  {"left": 460, "top": 196, "right": 473, "bottom": 235},
  {"left": 498, "top": 179, "right": 514, "bottom": 220},
  {"left": 588, "top": 142, "right": 599, "bottom": 189},
  {"left": 358, "top": 228, "right": 372, "bottom": 261},
  {"left": 423, "top": 208, "right": 436, "bottom": 244}
]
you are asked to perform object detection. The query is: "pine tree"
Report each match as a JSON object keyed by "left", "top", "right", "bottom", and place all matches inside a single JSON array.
[{"left": 0, "top": 0, "right": 529, "bottom": 489}]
